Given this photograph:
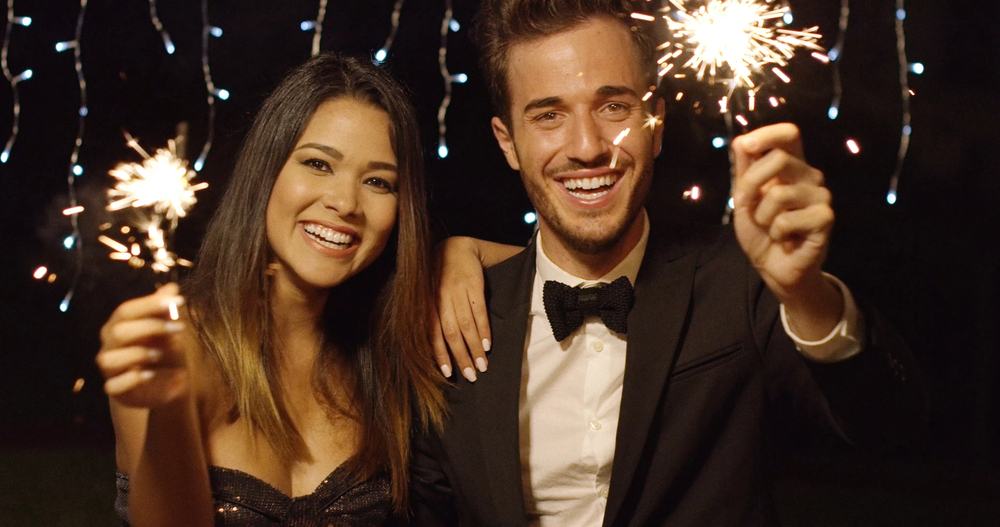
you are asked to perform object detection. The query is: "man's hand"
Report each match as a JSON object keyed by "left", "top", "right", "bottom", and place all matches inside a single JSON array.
[{"left": 731, "top": 123, "right": 843, "bottom": 341}]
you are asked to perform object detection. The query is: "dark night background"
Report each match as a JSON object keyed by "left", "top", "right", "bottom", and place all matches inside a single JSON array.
[{"left": 1, "top": 0, "right": 998, "bottom": 524}]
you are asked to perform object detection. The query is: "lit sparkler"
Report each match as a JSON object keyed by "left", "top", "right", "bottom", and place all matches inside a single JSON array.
[
  {"left": 107, "top": 134, "right": 206, "bottom": 223},
  {"left": 643, "top": 0, "right": 825, "bottom": 114},
  {"left": 104, "top": 133, "right": 205, "bottom": 274}
]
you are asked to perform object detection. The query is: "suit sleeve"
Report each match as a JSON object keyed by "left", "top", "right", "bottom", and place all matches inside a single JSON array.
[
  {"left": 752, "top": 268, "right": 928, "bottom": 450},
  {"left": 407, "top": 430, "right": 460, "bottom": 526}
]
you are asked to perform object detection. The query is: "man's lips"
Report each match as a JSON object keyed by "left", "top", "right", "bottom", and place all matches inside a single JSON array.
[{"left": 555, "top": 168, "right": 623, "bottom": 202}]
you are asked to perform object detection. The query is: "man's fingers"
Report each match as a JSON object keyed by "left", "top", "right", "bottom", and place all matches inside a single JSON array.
[
  {"left": 769, "top": 204, "right": 834, "bottom": 243},
  {"left": 735, "top": 123, "right": 805, "bottom": 159},
  {"left": 734, "top": 151, "right": 823, "bottom": 209},
  {"left": 753, "top": 183, "right": 831, "bottom": 228},
  {"left": 96, "top": 346, "right": 163, "bottom": 377}
]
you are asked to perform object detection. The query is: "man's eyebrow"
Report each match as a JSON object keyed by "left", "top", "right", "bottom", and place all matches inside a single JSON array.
[
  {"left": 597, "top": 85, "right": 639, "bottom": 98},
  {"left": 295, "top": 143, "right": 344, "bottom": 160},
  {"left": 523, "top": 97, "right": 563, "bottom": 114}
]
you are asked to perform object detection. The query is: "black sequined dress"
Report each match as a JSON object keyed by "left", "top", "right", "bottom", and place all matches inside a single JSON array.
[{"left": 115, "top": 465, "right": 394, "bottom": 526}]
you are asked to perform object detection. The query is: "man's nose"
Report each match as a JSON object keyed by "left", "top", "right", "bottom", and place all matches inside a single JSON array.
[{"left": 565, "top": 114, "right": 609, "bottom": 165}]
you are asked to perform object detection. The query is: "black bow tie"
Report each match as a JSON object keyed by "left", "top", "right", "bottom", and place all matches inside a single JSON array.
[{"left": 542, "top": 276, "right": 634, "bottom": 342}]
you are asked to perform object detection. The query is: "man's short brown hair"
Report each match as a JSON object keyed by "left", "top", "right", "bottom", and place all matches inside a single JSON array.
[{"left": 472, "top": 0, "right": 657, "bottom": 128}]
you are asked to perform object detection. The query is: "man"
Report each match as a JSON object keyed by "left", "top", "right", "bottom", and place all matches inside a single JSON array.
[{"left": 412, "top": 1, "right": 925, "bottom": 525}]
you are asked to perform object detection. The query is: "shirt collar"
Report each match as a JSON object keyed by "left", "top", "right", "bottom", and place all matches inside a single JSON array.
[{"left": 535, "top": 209, "right": 649, "bottom": 288}]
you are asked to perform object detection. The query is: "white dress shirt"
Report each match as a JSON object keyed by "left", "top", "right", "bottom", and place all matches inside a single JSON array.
[{"left": 519, "top": 211, "right": 862, "bottom": 526}]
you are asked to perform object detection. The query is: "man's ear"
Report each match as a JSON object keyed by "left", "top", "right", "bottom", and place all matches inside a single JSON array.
[
  {"left": 653, "top": 98, "right": 666, "bottom": 158},
  {"left": 491, "top": 116, "right": 521, "bottom": 170}
]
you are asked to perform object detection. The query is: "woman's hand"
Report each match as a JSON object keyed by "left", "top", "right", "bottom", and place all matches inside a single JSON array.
[
  {"left": 96, "top": 283, "right": 195, "bottom": 408},
  {"left": 431, "top": 237, "right": 523, "bottom": 383}
]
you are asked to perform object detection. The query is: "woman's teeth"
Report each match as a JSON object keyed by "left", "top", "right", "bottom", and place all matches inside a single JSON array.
[
  {"left": 303, "top": 223, "right": 354, "bottom": 249},
  {"left": 563, "top": 175, "right": 617, "bottom": 199}
]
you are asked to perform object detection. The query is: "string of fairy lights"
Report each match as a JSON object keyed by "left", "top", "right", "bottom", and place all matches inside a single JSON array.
[
  {"left": 53, "top": 0, "right": 88, "bottom": 312},
  {"left": 1, "top": 0, "right": 31, "bottom": 164},
  {"left": 300, "top": 0, "right": 329, "bottom": 57},
  {"left": 9, "top": 0, "right": 923, "bottom": 308}
]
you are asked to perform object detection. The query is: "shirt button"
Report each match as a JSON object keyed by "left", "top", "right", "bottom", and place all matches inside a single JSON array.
[
  {"left": 598, "top": 486, "right": 610, "bottom": 498},
  {"left": 592, "top": 341, "right": 604, "bottom": 352},
  {"left": 590, "top": 419, "right": 602, "bottom": 430}
]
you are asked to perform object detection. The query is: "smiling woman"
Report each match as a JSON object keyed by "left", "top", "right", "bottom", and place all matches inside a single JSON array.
[{"left": 94, "top": 53, "right": 445, "bottom": 526}]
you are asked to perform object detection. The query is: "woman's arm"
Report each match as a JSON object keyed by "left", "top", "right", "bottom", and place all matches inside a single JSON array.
[
  {"left": 431, "top": 237, "right": 522, "bottom": 382},
  {"left": 97, "top": 283, "right": 214, "bottom": 527}
]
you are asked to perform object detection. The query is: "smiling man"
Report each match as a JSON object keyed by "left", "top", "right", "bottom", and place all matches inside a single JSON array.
[{"left": 410, "top": 1, "right": 926, "bottom": 526}]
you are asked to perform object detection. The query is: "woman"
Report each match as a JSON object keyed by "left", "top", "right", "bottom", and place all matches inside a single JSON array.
[{"left": 97, "top": 52, "right": 445, "bottom": 526}]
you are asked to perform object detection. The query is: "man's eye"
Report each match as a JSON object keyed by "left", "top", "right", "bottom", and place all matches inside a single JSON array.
[{"left": 536, "top": 112, "right": 558, "bottom": 121}]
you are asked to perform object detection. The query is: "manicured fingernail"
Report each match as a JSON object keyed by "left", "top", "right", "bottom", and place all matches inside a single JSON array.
[
  {"left": 160, "top": 296, "right": 186, "bottom": 309},
  {"left": 462, "top": 367, "right": 477, "bottom": 383},
  {"left": 147, "top": 349, "right": 162, "bottom": 361},
  {"left": 440, "top": 364, "right": 452, "bottom": 378},
  {"left": 475, "top": 357, "right": 488, "bottom": 373},
  {"left": 139, "top": 370, "right": 155, "bottom": 381},
  {"left": 482, "top": 338, "right": 491, "bottom": 352},
  {"left": 164, "top": 321, "right": 184, "bottom": 333}
]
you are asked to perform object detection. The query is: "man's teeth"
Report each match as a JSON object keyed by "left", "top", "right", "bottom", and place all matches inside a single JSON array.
[
  {"left": 303, "top": 223, "right": 354, "bottom": 248},
  {"left": 563, "top": 175, "right": 617, "bottom": 199},
  {"left": 562, "top": 175, "right": 617, "bottom": 191}
]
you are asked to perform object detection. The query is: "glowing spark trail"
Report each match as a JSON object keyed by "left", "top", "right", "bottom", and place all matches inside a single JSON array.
[
  {"left": 609, "top": 128, "right": 631, "bottom": 169},
  {"left": 643, "top": 0, "right": 824, "bottom": 114}
]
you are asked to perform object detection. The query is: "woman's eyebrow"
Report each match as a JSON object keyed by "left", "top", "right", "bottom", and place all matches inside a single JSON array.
[{"left": 295, "top": 143, "right": 343, "bottom": 160}]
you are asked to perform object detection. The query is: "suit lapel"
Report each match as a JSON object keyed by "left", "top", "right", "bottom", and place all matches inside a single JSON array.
[
  {"left": 604, "top": 230, "right": 698, "bottom": 526},
  {"left": 473, "top": 242, "right": 537, "bottom": 521}
]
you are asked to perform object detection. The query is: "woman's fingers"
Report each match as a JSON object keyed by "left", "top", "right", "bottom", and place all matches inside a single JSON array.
[
  {"left": 96, "top": 346, "right": 163, "bottom": 378},
  {"left": 104, "top": 368, "right": 157, "bottom": 397},
  {"left": 102, "top": 318, "right": 185, "bottom": 350},
  {"left": 429, "top": 306, "right": 454, "bottom": 379},
  {"left": 103, "top": 367, "right": 188, "bottom": 408},
  {"left": 439, "top": 298, "right": 477, "bottom": 383}
]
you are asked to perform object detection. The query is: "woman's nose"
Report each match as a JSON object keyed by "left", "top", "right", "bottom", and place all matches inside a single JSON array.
[{"left": 321, "top": 177, "right": 359, "bottom": 216}]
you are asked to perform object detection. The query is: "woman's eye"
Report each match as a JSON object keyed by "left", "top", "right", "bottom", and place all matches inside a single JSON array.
[
  {"left": 365, "top": 177, "right": 396, "bottom": 193},
  {"left": 302, "top": 158, "right": 331, "bottom": 172}
]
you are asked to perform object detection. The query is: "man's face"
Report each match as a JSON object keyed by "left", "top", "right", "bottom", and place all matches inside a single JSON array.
[{"left": 493, "top": 16, "right": 664, "bottom": 257}]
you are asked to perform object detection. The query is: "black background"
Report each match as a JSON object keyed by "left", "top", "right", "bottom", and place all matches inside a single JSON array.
[{"left": 0, "top": 0, "right": 998, "bottom": 524}]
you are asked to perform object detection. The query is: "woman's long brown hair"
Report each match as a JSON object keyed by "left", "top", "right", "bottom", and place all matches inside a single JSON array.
[{"left": 182, "top": 52, "right": 445, "bottom": 512}]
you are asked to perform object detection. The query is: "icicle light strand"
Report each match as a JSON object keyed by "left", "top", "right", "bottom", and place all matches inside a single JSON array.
[
  {"left": 374, "top": 0, "right": 406, "bottom": 64},
  {"left": 194, "top": 0, "right": 224, "bottom": 172},
  {"left": 826, "top": 0, "right": 849, "bottom": 120},
  {"left": 887, "top": 0, "right": 911, "bottom": 205},
  {"left": 55, "top": 0, "right": 88, "bottom": 313},
  {"left": 147, "top": 0, "right": 175, "bottom": 54},
  {"left": 1, "top": 0, "right": 32, "bottom": 164},
  {"left": 307, "top": 0, "right": 328, "bottom": 57},
  {"left": 436, "top": 0, "right": 467, "bottom": 158}
]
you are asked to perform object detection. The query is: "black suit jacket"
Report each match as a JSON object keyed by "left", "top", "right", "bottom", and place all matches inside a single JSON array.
[{"left": 411, "top": 223, "right": 925, "bottom": 526}]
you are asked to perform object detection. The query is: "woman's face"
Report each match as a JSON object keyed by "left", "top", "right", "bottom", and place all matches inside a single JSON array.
[{"left": 266, "top": 97, "right": 399, "bottom": 291}]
